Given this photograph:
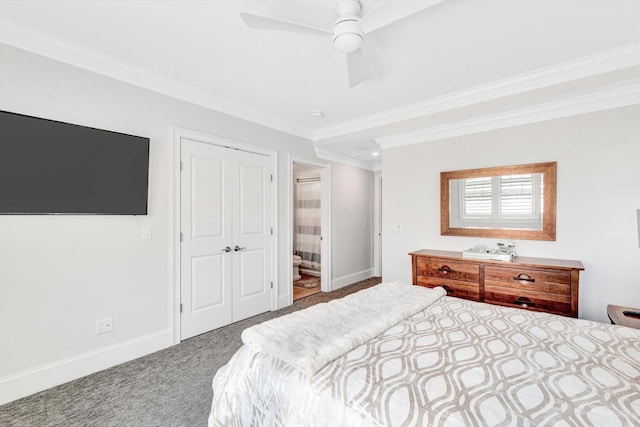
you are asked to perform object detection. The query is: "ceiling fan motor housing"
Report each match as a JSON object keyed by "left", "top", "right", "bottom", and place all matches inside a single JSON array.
[
  {"left": 332, "top": 16, "right": 364, "bottom": 53},
  {"left": 332, "top": 0, "right": 364, "bottom": 53}
]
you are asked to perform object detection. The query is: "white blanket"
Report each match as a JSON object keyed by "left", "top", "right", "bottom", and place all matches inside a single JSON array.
[{"left": 241, "top": 281, "right": 445, "bottom": 375}]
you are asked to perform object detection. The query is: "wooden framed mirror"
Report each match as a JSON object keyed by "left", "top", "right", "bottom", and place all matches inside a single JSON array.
[{"left": 441, "top": 162, "right": 557, "bottom": 241}]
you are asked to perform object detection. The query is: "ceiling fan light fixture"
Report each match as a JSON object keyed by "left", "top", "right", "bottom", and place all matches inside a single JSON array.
[{"left": 332, "top": 17, "right": 364, "bottom": 53}]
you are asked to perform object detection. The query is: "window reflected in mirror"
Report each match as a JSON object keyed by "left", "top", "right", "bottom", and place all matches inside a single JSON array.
[{"left": 441, "top": 162, "right": 556, "bottom": 241}]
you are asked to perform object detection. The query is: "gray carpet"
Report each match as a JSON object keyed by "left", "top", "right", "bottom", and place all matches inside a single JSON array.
[{"left": 0, "top": 277, "right": 382, "bottom": 427}]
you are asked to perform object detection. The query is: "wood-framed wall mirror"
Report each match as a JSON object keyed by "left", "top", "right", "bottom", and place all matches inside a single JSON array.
[{"left": 441, "top": 162, "right": 557, "bottom": 241}]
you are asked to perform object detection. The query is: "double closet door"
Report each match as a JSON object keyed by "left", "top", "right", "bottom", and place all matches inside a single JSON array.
[{"left": 180, "top": 138, "right": 273, "bottom": 340}]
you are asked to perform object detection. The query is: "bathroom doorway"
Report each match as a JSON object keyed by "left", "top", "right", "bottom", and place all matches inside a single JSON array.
[{"left": 290, "top": 160, "right": 331, "bottom": 302}]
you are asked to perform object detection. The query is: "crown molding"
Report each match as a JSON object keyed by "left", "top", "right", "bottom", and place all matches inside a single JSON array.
[
  {"left": 1, "top": 15, "right": 638, "bottom": 165},
  {"left": 376, "top": 83, "right": 640, "bottom": 148},
  {"left": 314, "top": 147, "right": 378, "bottom": 171},
  {"left": 0, "top": 16, "right": 313, "bottom": 140},
  {"left": 314, "top": 42, "right": 640, "bottom": 144}
]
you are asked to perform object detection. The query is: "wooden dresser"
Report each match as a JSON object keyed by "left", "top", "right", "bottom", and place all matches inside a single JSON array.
[{"left": 410, "top": 249, "right": 584, "bottom": 317}]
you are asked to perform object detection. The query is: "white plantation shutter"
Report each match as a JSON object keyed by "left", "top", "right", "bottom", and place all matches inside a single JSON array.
[
  {"left": 500, "top": 174, "right": 534, "bottom": 217},
  {"left": 463, "top": 177, "right": 492, "bottom": 217},
  {"left": 452, "top": 173, "right": 543, "bottom": 229}
]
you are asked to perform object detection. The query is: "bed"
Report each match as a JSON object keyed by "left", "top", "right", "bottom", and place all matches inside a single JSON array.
[{"left": 208, "top": 282, "right": 640, "bottom": 426}]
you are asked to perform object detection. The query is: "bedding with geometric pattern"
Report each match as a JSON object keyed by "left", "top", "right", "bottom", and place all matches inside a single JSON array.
[{"left": 208, "top": 284, "right": 640, "bottom": 426}]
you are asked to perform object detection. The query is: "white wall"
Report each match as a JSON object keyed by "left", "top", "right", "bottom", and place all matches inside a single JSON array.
[
  {"left": 331, "top": 163, "right": 375, "bottom": 288},
  {"left": 382, "top": 105, "right": 640, "bottom": 323},
  {"left": 0, "top": 43, "right": 374, "bottom": 403}
]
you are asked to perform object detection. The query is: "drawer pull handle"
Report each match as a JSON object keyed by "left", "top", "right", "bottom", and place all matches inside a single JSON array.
[
  {"left": 513, "top": 273, "right": 535, "bottom": 283},
  {"left": 513, "top": 296, "right": 536, "bottom": 307},
  {"left": 442, "top": 285, "right": 455, "bottom": 294},
  {"left": 438, "top": 265, "right": 454, "bottom": 274}
]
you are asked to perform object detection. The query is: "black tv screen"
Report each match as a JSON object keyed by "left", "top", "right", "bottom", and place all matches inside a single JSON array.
[{"left": 0, "top": 110, "right": 149, "bottom": 215}]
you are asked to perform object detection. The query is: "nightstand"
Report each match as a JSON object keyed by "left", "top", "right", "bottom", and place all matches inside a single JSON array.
[{"left": 607, "top": 305, "right": 640, "bottom": 329}]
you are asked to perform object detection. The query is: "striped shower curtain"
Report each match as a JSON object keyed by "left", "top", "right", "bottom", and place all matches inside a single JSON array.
[{"left": 295, "top": 181, "right": 321, "bottom": 271}]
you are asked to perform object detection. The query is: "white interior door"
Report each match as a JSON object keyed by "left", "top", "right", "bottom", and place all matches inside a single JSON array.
[
  {"left": 180, "top": 140, "right": 232, "bottom": 339},
  {"left": 180, "top": 139, "right": 272, "bottom": 339},
  {"left": 232, "top": 150, "right": 272, "bottom": 321}
]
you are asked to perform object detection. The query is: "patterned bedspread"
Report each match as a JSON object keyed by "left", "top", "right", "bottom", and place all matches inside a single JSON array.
[{"left": 209, "top": 295, "right": 640, "bottom": 426}]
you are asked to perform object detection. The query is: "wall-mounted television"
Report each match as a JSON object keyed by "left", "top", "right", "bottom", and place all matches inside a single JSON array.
[{"left": 0, "top": 110, "right": 150, "bottom": 215}]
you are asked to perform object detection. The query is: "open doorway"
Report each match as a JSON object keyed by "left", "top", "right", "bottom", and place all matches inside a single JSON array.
[
  {"left": 289, "top": 159, "right": 331, "bottom": 303},
  {"left": 292, "top": 163, "right": 322, "bottom": 300}
]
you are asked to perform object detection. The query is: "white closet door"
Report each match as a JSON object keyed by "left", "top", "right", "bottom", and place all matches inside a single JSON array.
[
  {"left": 232, "top": 149, "right": 272, "bottom": 322},
  {"left": 180, "top": 140, "right": 233, "bottom": 339},
  {"left": 180, "top": 138, "right": 272, "bottom": 340}
]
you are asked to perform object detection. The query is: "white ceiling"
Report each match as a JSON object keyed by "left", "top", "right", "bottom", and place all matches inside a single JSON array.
[{"left": 0, "top": 0, "right": 639, "bottom": 170}]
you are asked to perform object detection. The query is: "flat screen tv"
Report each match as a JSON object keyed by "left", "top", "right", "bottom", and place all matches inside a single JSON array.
[{"left": 0, "top": 110, "right": 149, "bottom": 215}]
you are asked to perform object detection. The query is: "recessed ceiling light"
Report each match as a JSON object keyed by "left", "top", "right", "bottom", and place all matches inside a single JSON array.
[
  {"left": 372, "top": 151, "right": 380, "bottom": 156},
  {"left": 311, "top": 111, "right": 324, "bottom": 118}
]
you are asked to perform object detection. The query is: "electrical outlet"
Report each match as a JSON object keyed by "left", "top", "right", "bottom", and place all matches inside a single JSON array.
[{"left": 95, "top": 317, "right": 113, "bottom": 335}]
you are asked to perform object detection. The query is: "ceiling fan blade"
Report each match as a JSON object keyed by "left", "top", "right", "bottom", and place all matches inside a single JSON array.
[
  {"left": 239, "top": 12, "right": 330, "bottom": 36},
  {"left": 347, "top": 50, "right": 372, "bottom": 88},
  {"left": 360, "top": 0, "right": 444, "bottom": 34}
]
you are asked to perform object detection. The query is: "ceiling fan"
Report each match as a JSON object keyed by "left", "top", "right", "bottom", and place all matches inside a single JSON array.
[{"left": 239, "top": 0, "right": 443, "bottom": 88}]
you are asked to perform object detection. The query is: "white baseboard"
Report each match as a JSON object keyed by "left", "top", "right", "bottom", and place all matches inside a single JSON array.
[
  {"left": 331, "top": 268, "right": 374, "bottom": 291},
  {"left": 0, "top": 329, "right": 173, "bottom": 405}
]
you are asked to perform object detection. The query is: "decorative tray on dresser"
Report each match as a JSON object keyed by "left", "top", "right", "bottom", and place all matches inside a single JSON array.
[{"left": 410, "top": 249, "right": 584, "bottom": 317}]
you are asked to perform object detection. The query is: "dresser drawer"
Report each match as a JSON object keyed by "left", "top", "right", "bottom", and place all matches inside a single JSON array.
[
  {"left": 484, "top": 285, "right": 571, "bottom": 315},
  {"left": 416, "top": 276, "right": 481, "bottom": 301},
  {"left": 484, "top": 266, "right": 570, "bottom": 293},
  {"left": 416, "top": 258, "right": 479, "bottom": 282}
]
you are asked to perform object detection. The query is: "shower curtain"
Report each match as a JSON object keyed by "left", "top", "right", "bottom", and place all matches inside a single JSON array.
[{"left": 295, "top": 181, "right": 321, "bottom": 271}]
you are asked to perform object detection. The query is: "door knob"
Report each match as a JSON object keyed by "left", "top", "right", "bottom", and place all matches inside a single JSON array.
[
  {"left": 222, "top": 246, "right": 232, "bottom": 253},
  {"left": 234, "top": 245, "right": 246, "bottom": 252}
]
